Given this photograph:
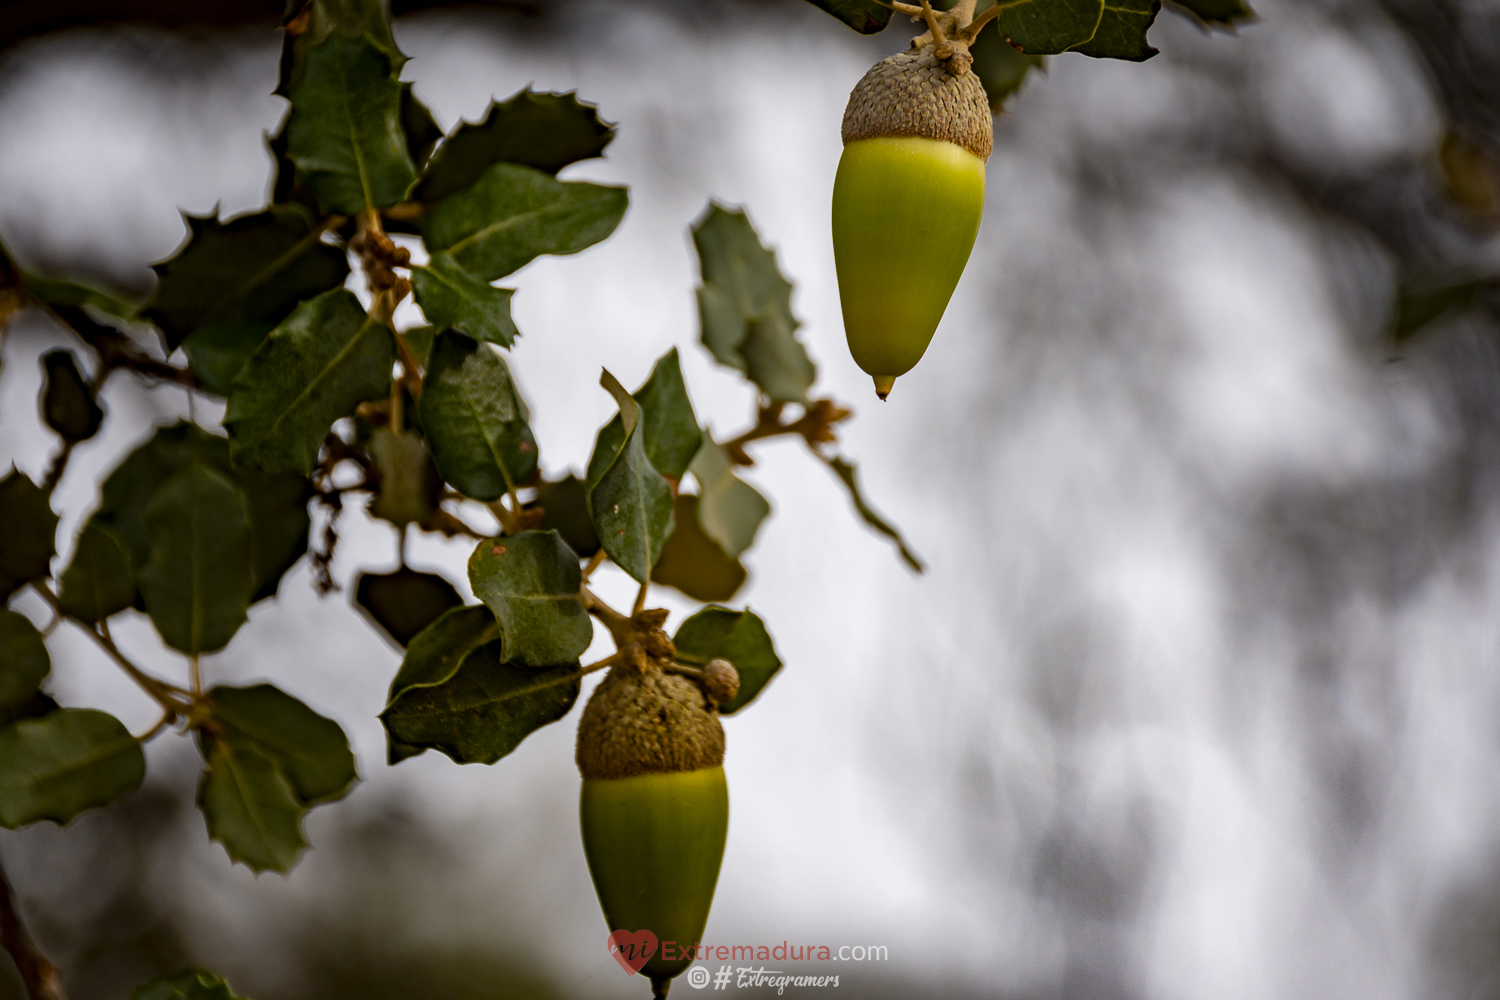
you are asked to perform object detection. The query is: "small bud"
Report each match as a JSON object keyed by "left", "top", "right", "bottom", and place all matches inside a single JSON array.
[{"left": 703, "top": 659, "right": 739, "bottom": 706}]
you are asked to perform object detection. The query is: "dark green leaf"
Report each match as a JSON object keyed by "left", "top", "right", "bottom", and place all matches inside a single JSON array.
[
  {"left": 266, "top": 126, "right": 320, "bottom": 215},
  {"left": 355, "top": 568, "right": 463, "bottom": 648},
  {"left": 0, "top": 469, "right": 57, "bottom": 599},
  {"left": 652, "top": 494, "right": 746, "bottom": 603},
  {"left": 198, "top": 735, "right": 305, "bottom": 873},
  {"left": 182, "top": 323, "right": 274, "bottom": 397},
  {"left": 89, "top": 423, "right": 304, "bottom": 605},
  {"left": 285, "top": 32, "right": 417, "bottom": 215},
  {"left": 672, "top": 607, "right": 783, "bottom": 715},
  {"left": 468, "top": 531, "right": 593, "bottom": 667},
  {"left": 419, "top": 332, "right": 538, "bottom": 500},
  {"left": 529, "top": 475, "right": 600, "bottom": 558},
  {"left": 56, "top": 521, "right": 134, "bottom": 624},
  {"left": 130, "top": 968, "right": 247, "bottom": 1000},
  {"left": 399, "top": 325, "right": 435, "bottom": 369},
  {"left": 692, "top": 204, "right": 814, "bottom": 403},
  {"left": 414, "top": 88, "right": 616, "bottom": 203},
  {"left": 688, "top": 433, "right": 770, "bottom": 558},
  {"left": 0, "top": 709, "right": 145, "bottom": 828},
  {"left": 40, "top": 350, "right": 103, "bottom": 442},
  {"left": 138, "top": 464, "right": 254, "bottom": 655},
  {"left": 143, "top": 206, "right": 349, "bottom": 351},
  {"left": 235, "top": 465, "right": 313, "bottom": 603},
  {"left": 225, "top": 289, "right": 395, "bottom": 474},
  {"left": 1168, "top": 0, "right": 1254, "bottom": 26},
  {"left": 365, "top": 425, "right": 442, "bottom": 527},
  {"left": 384, "top": 604, "right": 498, "bottom": 762},
  {"left": 424, "top": 163, "right": 627, "bottom": 282},
  {"left": 1074, "top": 0, "right": 1160, "bottom": 60},
  {"left": 22, "top": 275, "right": 138, "bottom": 319},
  {"left": 1393, "top": 274, "right": 1497, "bottom": 342},
  {"left": 401, "top": 83, "right": 444, "bottom": 170},
  {"left": 587, "top": 348, "right": 702, "bottom": 484},
  {"left": 381, "top": 639, "right": 579, "bottom": 765},
  {"left": 0, "top": 610, "right": 49, "bottom": 725},
  {"left": 388, "top": 605, "right": 498, "bottom": 697},
  {"left": 205, "top": 684, "right": 356, "bottom": 805},
  {"left": 823, "top": 455, "right": 924, "bottom": 572},
  {"left": 588, "top": 370, "right": 674, "bottom": 583},
  {"left": 971, "top": 15, "right": 1046, "bottom": 111},
  {"left": 988, "top": 0, "right": 1160, "bottom": 60},
  {"left": 410, "top": 254, "right": 519, "bottom": 348},
  {"left": 801, "top": 0, "right": 893, "bottom": 33},
  {"left": 91, "top": 423, "right": 230, "bottom": 570}
]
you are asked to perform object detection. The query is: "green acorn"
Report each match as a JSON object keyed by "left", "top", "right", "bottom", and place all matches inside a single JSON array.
[
  {"left": 578, "top": 658, "right": 735, "bottom": 997},
  {"left": 833, "top": 41, "right": 992, "bottom": 399}
]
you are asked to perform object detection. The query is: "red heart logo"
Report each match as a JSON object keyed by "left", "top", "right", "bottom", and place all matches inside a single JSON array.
[{"left": 607, "top": 929, "right": 658, "bottom": 976}]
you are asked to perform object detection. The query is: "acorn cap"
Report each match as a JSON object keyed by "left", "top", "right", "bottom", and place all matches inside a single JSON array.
[
  {"left": 841, "top": 46, "right": 993, "bottom": 162},
  {"left": 576, "top": 664, "right": 725, "bottom": 780}
]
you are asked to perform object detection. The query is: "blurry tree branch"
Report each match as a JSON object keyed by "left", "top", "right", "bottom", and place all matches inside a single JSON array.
[{"left": 0, "top": 852, "right": 66, "bottom": 1000}]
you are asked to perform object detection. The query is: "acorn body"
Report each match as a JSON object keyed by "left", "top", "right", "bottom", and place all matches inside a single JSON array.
[
  {"left": 833, "top": 137, "right": 985, "bottom": 394},
  {"left": 577, "top": 663, "right": 730, "bottom": 993},
  {"left": 835, "top": 45, "right": 992, "bottom": 399},
  {"left": 581, "top": 766, "right": 729, "bottom": 982}
]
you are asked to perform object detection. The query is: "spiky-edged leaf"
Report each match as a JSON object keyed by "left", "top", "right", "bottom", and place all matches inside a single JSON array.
[
  {"left": 988, "top": 0, "right": 1160, "bottom": 60},
  {"left": 355, "top": 568, "right": 463, "bottom": 648},
  {"left": 586, "top": 349, "right": 701, "bottom": 484},
  {"left": 0, "top": 709, "right": 145, "bottom": 828},
  {"left": 588, "top": 371, "right": 674, "bottom": 583},
  {"left": 652, "top": 494, "right": 747, "bottom": 603},
  {"left": 381, "top": 639, "right": 579, "bottom": 765},
  {"left": 0, "top": 611, "right": 49, "bottom": 725},
  {"left": 143, "top": 206, "right": 348, "bottom": 351},
  {"left": 673, "top": 607, "right": 783, "bottom": 715},
  {"left": 419, "top": 332, "right": 537, "bottom": 501},
  {"left": 467, "top": 531, "right": 593, "bottom": 668},
  {"left": 0, "top": 470, "right": 57, "bottom": 599},
  {"left": 688, "top": 433, "right": 770, "bottom": 558},
  {"left": 138, "top": 464, "right": 254, "bottom": 656},
  {"left": 285, "top": 32, "right": 417, "bottom": 214},
  {"left": 198, "top": 735, "right": 305, "bottom": 873},
  {"left": 692, "top": 204, "right": 814, "bottom": 403},
  {"left": 424, "top": 163, "right": 627, "bottom": 282},
  {"left": 800, "top": 0, "right": 893, "bottom": 33},
  {"left": 414, "top": 88, "right": 615, "bottom": 203},
  {"left": 204, "top": 684, "right": 356, "bottom": 805},
  {"left": 56, "top": 521, "right": 134, "bottom": 624},
  {"left": 410, "top": 253, "right": 519, "bottom": 348},
  {"left": 225, "top": 289, "right": 395, "bottom": 474}
]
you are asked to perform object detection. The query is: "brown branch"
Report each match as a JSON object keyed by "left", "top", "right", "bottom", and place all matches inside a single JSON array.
[
  {"left": 0, "top": 847, "right": 66, "bottom": 1000},
  {"left": 31, "top": 583, "right": 190, "bottom": 713},
  {"left": 722, "top": 399, "right": 851, "bottom": 466}
]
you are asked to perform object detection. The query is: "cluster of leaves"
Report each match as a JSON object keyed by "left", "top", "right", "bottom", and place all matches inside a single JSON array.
[
  {"left": 0, "top": 0, "right": 921, "bottom": 901},
  {"left": 808, "top": 0, "right": 1254, "bottom": 109}
]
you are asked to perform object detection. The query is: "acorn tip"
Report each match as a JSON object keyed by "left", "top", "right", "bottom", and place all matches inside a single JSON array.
[{"left": 873, "top": 374, "right": 896, "bottom": 400}]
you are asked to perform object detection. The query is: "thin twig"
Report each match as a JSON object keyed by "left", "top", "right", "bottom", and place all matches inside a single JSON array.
[
  {"left": 136, "top": 708, "right": 175, "bottom": 743},
  {"left": 581, "top": 549, "right": 607, "bottom": 582},
  {"left": 31, "top": 583, "right": 190, "bottom": 713},
  {"left": 631, "top": 579, "right": 649, "bottom": 617},
  {"left": 581, "top": 648, "right": 631, "bottom": 676},
  {"left": 0, "top": 850, "right": 66, "bottom": 1000}
]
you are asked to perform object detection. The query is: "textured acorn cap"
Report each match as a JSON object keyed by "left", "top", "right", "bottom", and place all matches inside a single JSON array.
[
  {"left": 841, "top": 46, "right": 993, "bottom": 162},
  {"left": 576, "top": 665, "right": 725, "bottom": 780}
]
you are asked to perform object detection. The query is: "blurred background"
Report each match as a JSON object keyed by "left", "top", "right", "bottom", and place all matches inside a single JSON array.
[{"left": 4, "top": 0, "right": 1500, "bottom": 996}]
